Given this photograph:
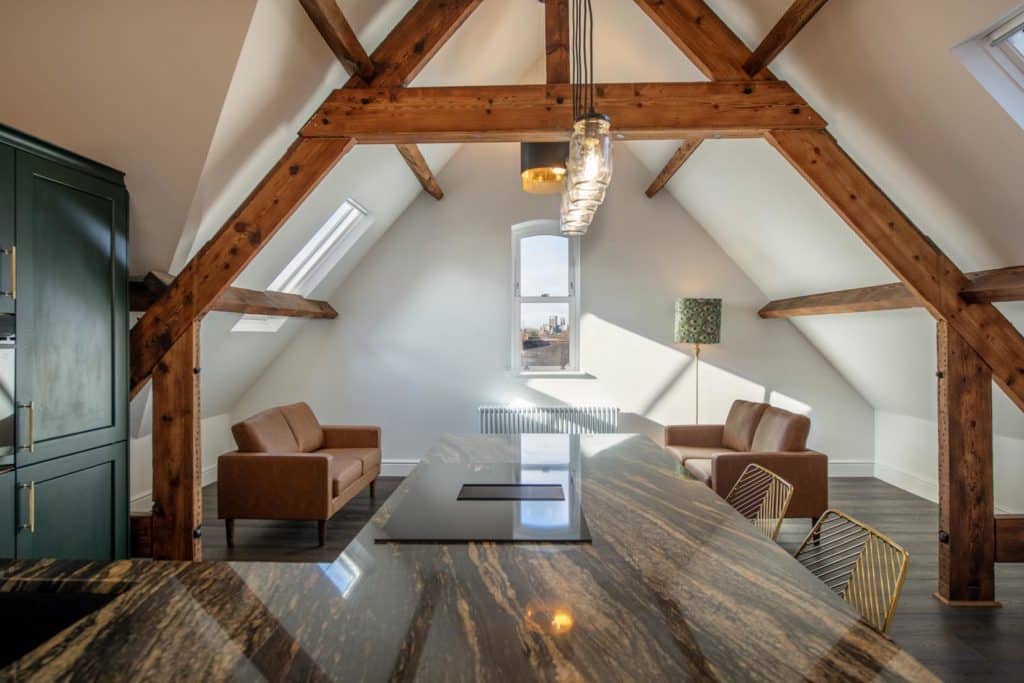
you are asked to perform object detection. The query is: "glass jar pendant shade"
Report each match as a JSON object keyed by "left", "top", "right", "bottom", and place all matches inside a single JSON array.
[
  {"left": 567, "top": 115, "right": 612, "bottom": 197},
  {"left": 558, "top": 0, "right": 612, "bottom": 236},
  {"left": 521, "top": 142, "right": 569, "bottom": 195}
]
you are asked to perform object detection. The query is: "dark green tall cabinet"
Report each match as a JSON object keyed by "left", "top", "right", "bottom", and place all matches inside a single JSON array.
[{"left": 0, "top": 124, "right": 128, "bottom": 561}]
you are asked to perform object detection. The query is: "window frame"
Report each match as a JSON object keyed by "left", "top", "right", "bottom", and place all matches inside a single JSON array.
[
  {"left": 510, "top": 219, "right": 581, "bottom": 374},
  {"left": 231, "top": 199, "right": 370, "bottom": 333},
  {"left": 986, "top": 13, "right": 1024, "bottom": 90}
]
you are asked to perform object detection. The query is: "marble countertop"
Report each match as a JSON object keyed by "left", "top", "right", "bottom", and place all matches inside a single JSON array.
[{"left": 1, "top": 434, "right": 936, "bottom": 681}]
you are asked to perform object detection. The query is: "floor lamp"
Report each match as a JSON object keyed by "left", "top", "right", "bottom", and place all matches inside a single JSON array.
[{"left": 674, "top": 298, "right": 722, "bottom": 424}]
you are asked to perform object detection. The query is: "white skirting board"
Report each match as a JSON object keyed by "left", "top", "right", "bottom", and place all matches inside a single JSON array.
[
  {"left": 874, "top": 462, "right": 1016, "bottom": 514},
  {"left": 130, "top": 463, "right": 218, "bottom": 510},
  {"left": 828, "top": 460, "right": 874, "bottom": 477}
]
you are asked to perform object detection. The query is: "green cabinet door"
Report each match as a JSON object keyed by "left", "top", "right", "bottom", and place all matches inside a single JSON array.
[
  {"left": 0, "top": 145, "right": 12, "bottom": 315},
  {"left": 15, "top": 443, "right": 127, "bottom": 560},
  {"left": 0, "top": 469, "right": 13, "bottom": 558},
  {"left": 14, "top": 151, "right": 128, "bottom": 465}
]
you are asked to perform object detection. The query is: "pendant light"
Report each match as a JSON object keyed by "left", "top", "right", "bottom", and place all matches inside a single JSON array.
[
  {"left": 560, "top": 0, "right": 612, "bottom": 237},
  {"left": 521, "top": 142, "right": 568, "bottom": 194}
]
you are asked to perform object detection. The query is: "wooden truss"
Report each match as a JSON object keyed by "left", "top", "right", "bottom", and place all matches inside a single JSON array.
[{"left": 132, "top": 0, "right": 1023, "bottom": 607}]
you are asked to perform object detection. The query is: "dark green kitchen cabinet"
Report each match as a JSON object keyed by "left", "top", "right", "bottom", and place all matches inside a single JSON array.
[
  {"left": 14, "top": 149, "right": 128, "bottom": 465},
  {"left": 0, "top": 144, "right": 13, "bottom": 315},
  {"left": 0, "top": 124, "right": 129, "bottom": 561},
  {"left": 15, "top": 443, "right": 126, "bottom": 560},
  {"left": 0, "top": 469, "right": 13, "bottom": 558}
]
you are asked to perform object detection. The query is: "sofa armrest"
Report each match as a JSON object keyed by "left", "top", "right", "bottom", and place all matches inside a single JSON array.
[
  {"left": 710, "top": 450, "right": 828, "bottom": 519},
  {"left": 664, "top": 424, "right": 725, "bottom": 447},
  {"left": 322, "top": 425, "right": 381, "bottom": 449},
  {"left": 217, "top": 452, "right": 332, "bottom": 521}
]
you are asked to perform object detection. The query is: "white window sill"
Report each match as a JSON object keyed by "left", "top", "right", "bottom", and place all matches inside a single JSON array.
[{"left": 513, "top": 371, "right": 595, "bottom": 379}]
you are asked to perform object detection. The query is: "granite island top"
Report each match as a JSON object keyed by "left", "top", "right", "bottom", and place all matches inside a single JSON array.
[{"left": 0, "top": 434, "right": 937, "bottom": 681}]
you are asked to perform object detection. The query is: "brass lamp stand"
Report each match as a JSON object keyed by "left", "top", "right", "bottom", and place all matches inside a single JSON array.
[{"left": 674, "top": 298, "right": 722, "bottom": 424}]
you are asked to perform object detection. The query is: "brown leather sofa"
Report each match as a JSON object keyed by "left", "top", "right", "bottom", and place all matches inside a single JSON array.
[
  {"left": 218, "top": 402, "right": 381, "bottom": 547},
  {"left": 665, "top": 400, "right": 827, "bottom": 522}
]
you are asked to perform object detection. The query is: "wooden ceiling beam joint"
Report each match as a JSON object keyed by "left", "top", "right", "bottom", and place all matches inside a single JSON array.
[{"left": 743, "top": 0, "right": 830, "bottom": 77}]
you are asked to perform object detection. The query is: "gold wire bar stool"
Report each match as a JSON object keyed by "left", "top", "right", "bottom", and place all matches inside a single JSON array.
[
  {"left": 794, "top": 509, "right": 910, "bottom": 634},
  {"left": 724, "top": 463, "right": 795, "bottom": 541}
]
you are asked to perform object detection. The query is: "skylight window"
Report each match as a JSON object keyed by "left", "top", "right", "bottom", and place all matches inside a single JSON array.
[
  {"left": 955, "top": 10, "right": 1024, "bottom": 130},
  {"left": 994, "top": 20, "right": 1024, "bottom": 76},
  {"left": 232, "top": 200, "right": 370, "bottom": 333}
]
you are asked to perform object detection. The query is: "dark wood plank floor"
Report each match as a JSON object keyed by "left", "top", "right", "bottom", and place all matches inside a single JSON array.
[
  {"left": 202, "top": 477, "right": 1024, "bottom": 680},
  {"left": 778, "top": 479, "right": 1024, "bottom": 682},
  {"left": 201, "top": 477, "right": 403, "bottom": 563}
]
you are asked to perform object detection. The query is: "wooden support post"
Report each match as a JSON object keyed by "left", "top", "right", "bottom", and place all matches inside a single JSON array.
[
  {"left": 151, "top": 322, "right": 202, "bottom": 561},
  {"left": 935, "top": 320, "right": 997, "bottom": 606},
  {"left": 994, "top": 516, "right": 1024, "bottom": 563}
]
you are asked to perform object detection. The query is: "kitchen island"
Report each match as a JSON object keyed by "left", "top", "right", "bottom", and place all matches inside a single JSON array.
[{"left": 1, "top": 434, "right": 935, "bottom": 681}]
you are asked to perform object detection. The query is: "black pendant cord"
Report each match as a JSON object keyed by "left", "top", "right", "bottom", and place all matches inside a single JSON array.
[
  {"left": 570, "top": 0, "right": 597, "bottom": 120},
  {"left": 586, "top": 0, "right": 595, "bottom": 116}
]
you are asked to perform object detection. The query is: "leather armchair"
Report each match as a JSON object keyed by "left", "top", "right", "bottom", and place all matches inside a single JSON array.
[{"left": 665, "top": 400, "right": 828, "bottom": 522}]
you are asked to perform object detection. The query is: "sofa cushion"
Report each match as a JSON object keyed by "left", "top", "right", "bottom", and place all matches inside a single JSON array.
[
  {"left": 280, "top": 402, "right": 324, "bottom": 452},
  {"left": 328, "top": 454, "right": 362, "bottom": 498},
  {"left": 683, "top": 458, "right": 712, "bottom": 485},
  {"left": 666, "top": 445, "right": 733, "bottom": 464},
  {"left": 751, "top": 406, "right": 810, "bottom": 452},
  {"left": 232, "top": 408, "right": 299, "bottom": 453},
  {"left": 320, "top": 447, "right": 381, "bottom": 475},
  {"left": 722, "top": 400, "right": 767, "bottom": 451}
]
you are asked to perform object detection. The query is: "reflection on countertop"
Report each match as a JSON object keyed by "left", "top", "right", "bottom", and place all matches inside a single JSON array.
[{"left": 0, "top": 435, "right": 937, "bottom": 682}]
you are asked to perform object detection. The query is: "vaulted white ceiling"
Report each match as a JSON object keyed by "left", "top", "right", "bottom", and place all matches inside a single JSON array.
[{"left": 2, "top": 0, "right": 1022, "bottom": 440}]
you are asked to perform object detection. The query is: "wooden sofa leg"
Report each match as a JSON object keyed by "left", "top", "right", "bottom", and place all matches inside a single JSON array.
[
  {"left": 318, "top": 520, "right": 327, "bottom": 547},
  {"left": 369, "top": 480, "right": 377, "bottom": 499},
  {"left": 225, "top": 519, "right": 235, "bottom": 548}
]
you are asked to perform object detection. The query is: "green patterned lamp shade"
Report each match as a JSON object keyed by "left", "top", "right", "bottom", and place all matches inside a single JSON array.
[{"left": 674, "top": 298, "right": 722, "bottom": 345}]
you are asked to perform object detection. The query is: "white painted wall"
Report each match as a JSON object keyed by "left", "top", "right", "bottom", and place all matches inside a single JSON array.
[
  {"left": 875, "top": 411, "right": 1024, "bottom": 513},
  {"left": 0, "top": 0, "right": 257, "bottom": 274},
  {"left": 233, "top": 143, "right": 874, "bottom": 475},
  {"left": 129, "top": 413, "right": 236, "bottom": 509}
]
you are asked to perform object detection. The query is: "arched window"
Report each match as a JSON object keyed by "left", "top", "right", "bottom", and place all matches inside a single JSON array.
[{"left": 511, "top": 220, "right": 580, "bottom": 373}]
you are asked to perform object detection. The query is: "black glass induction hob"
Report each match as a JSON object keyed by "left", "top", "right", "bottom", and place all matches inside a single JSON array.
[{"left": 374, "top": 441, "right": 592, "bottom": 543}]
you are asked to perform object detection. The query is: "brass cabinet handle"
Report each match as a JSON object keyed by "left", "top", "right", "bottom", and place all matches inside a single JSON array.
[
  {"left": 0, "top": 246, "right": 13, "bottom": 300},
  {"left": 18, "top": 481, "right": 35, "bottom": 533},
  {"left": 17, "top": 401, "right": 34, "bottom": 452}
]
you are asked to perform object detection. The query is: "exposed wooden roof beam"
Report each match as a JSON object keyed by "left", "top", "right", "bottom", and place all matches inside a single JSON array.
[
  {"left": 759, "top": 266, "right": 1024, "bottom": 318},
  {"left": 298, "top": 0, "right": 446, "bottom": 200},
  {"left": 768, "top": 130, "right": 1024, "bottom": 410},
  {"left": 130, "top": 138, "right": 352, "bottom": 398},
  {"left": 758, "top": 282, "right": 918, "bottom": 318},
  {"left": 214, "top": 287, "right": 338, "bottom": 319},
  {"left": 632, "top": 0, "right": 1024, "bottom": 412},
  {"left": 645, "top": 137, "right": 704, "bottom": 198},
  {"left": 961, "top": 265, "right": 1024, "bottom": 303},
  {"left": 633, "top": 0, "right": 774, "bottom": 81},
  {"left": 545, "top": 0, "right": 570, "bottom": 84},
  {"left": 131, "top": 275, "right": 337, "bottom": 319},
  {"left": 131, "top": 0, "right": 482, "bottom": 397},
  {"left": 303, "top": 82, "right": 825, "bottom": 142},
  {"left": 395, "top": 144, "right": 444, "bottom": 200},
  {"left": 298, "top": 0, "right": 375, "bottom": 81},
  {"left": 743, "top": 0, "right": 830, "bottom": 77}
]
